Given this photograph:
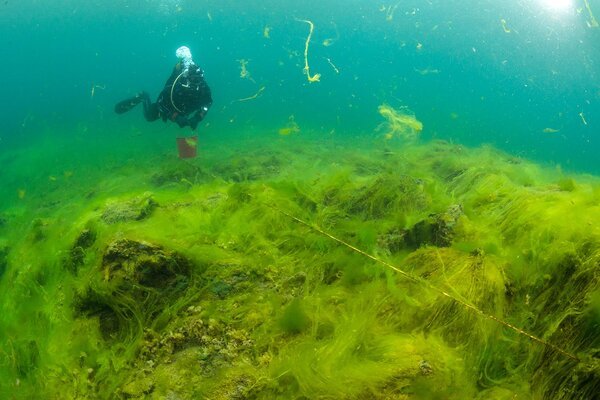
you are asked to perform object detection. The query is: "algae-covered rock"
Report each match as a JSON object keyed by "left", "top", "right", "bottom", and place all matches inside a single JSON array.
[
  {"left": 213, "top": 152, "right": 282, "bottom": 182},
  {"left": 121, "top": 375, "right": 155, "bottom": 398},
  {"left": 0, "top": 244, "right": 9, "bottom": 279},
  {"left": 122, "top": 312, "right": 254, "bottom": 398},
  {"left": 101, "top": 239, "right": 191, "bottom": 293},
  {"left": 68, "top": 228, "right": 97, "bottom": 273},
  {"left": 150, "top": 162, "right": 208, "bottom": 187},
  {"left": 346, "top": 175, "right": 430, "bottom": 219},
  {"left": 377, "top": 228, "right": 407, "bottom": 254},
  {"left": 76, "top": 238, "right": 192, "bottom": 339},
  {"left": 404, "top": 204, "right": 463, "bottom": 248},
  {"left": 378, "top": 204, "right": 464, "bottom": 253},
  {"left": 74, "top": 228, "right": 96, "bottom": 249},
  {"left": 101, "top": 193, "right": 157, "bottom": 224},
  {"left": 556, "top": 177, "right": 577, "bottom": 192},
  {"left": 29, "top": 218, "right": 50, "bottom": 242},
  {"left": 139, "top": 318, "right": 252, "bottom": 375}
]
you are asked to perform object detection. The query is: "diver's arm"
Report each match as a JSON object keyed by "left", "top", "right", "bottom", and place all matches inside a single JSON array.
[
  {"left": 188, "top": 83, "right": 213, "bottom": 129},
  {"left": 188, "top": 107, "right": 209, "bottom": 130},
  {"left": 189, "top": 93, "right": 213, "bottom": 130}
]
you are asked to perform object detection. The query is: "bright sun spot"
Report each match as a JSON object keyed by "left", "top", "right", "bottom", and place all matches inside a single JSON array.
[{"left": 540, "top": 0, "right": 573, "bottom": 11}]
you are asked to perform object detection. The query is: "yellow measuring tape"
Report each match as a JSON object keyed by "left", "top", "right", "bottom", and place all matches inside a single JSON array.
[{"left": 272, "top": 205, "right": 580, "bottom": 362}]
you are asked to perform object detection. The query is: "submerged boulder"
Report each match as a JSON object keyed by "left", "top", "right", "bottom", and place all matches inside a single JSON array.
[
  {"left": 379, "top": 204, "right": 464, "bottom": 252},
  {"left": 68, "top": 228, "right": 97, "bottom": 273},
  {"left": 404, "top": 204, "right": 464, "bottom": 248},
  {"left": 101, "top": 239, "right": 191, "bottom": 291},
  {"left": 101, "top": 193, "right": 157, "bottom": 224},
  {"left": 76, "top": 238, "right": 192, "bottom": 340}
]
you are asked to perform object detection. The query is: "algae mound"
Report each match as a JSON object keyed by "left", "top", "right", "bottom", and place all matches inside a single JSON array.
[
  {"left": 101, "top": 192, "right": 157, "bottom": 224},
  {"left": 0, "top": 137, "right": 599, "bottom": 399},
  {"left": 76, "top": 238, "right": 193, "bottom": 341}
]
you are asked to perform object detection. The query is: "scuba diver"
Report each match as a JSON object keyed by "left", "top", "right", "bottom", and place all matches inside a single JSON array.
[{"left": 115, "top": 46, "right": 212, "bottom": 130}]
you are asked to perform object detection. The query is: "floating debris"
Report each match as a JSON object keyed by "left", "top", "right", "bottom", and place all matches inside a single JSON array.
[
  {"left": 542, "top": 127, "right": 560, "bottom": 133},
  {"left": 378, "top": 104, "right": 423, "bottom": 140},
  {"left": 297, "top": 19, "right": 321, "bottom": 82}
]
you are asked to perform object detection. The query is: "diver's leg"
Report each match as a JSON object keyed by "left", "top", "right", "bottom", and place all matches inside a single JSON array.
[
  {"left": 140, "top": 93, "right": 159, "bottom": 122},
  {"left": 114, "top": 92, "right": 147, "bottom": 114}
]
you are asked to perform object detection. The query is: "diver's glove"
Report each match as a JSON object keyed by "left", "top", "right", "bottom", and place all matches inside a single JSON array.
[{"left": 190, "top": 106, "right": 209, "bottom": 130}]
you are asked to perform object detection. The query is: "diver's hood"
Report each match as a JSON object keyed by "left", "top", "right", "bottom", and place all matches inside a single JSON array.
[{"left": 176, "top": 45, "right": 194, "bottom": 73}]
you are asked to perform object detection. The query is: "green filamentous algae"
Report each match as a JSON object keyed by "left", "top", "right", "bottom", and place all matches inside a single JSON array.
[
  {"left": 1, "top": 136, "right": 599, "bottom": 399},
  {"left": 0, "top": 1, "right": 599, "bottom": 399}
]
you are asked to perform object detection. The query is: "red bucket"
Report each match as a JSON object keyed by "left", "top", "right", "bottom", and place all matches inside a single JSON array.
[{"left": 176, "top": 136, "right": 198, "bottom": 159}]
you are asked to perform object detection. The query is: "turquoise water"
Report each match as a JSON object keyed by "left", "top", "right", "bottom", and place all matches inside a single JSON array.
[
  {"left": 1, "top": 0, "right": 598, "bottom": 171},
  {"left": 1, "top": 2, "right": 600, "bottom": 398}
]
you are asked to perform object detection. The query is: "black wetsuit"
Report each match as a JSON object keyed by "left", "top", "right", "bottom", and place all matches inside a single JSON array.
[{"left": 115, "top": 61, "right": 212, "bottom": 130}]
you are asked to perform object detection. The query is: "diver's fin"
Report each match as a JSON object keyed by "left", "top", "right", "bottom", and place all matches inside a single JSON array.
[{"left": 114, "top": 94, "right": 145, "bottom": 114}]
